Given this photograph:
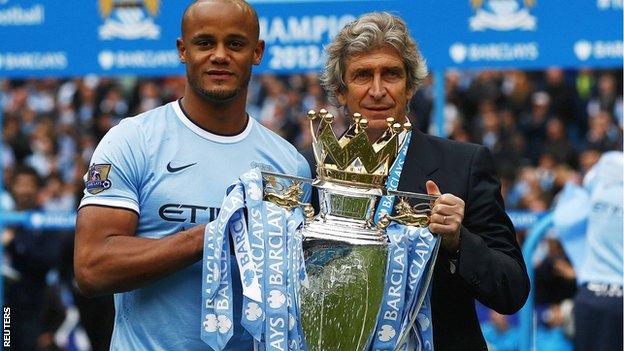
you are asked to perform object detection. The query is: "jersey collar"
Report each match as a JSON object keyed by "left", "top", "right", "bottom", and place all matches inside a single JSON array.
[{"left": 171, "top": 100, "right": 254, "bottom": 143}]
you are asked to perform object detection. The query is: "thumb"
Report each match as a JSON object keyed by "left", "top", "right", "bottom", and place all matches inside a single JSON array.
[{"left": 426, "top": 180, "right": 441, "bottom": 196}]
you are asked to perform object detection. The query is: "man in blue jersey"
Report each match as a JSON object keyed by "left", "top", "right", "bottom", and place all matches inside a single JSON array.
[
  {"left": 74, "top": 1, "right": 310, "bottom": 350},
  {"left": 571, "top": 151, "right": 623, "bottom": 351}
]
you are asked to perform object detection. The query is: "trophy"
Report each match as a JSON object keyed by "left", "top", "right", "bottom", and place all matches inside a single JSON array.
[{"left": 262, "top": 109, "right": 438, "bottom": 351}]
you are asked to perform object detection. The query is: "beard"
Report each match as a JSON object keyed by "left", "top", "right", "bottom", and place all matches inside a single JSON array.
[
  {"left": 188, "top": 68, "right": 251, "bottom": 105},
  {"left": 198, "top": 86, "right": 239, "bottom": 103}
]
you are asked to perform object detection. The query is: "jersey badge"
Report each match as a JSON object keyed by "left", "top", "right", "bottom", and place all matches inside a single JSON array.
[{"left": 85, "top": 163, "right": 113, "bottom": 194}]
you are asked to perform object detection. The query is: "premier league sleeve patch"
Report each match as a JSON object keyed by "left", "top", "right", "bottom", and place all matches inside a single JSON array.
[{"left": 85, "top": 163, "right": 113, "bottom": 194}]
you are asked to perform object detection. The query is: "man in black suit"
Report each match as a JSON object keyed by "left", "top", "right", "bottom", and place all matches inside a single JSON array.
[{"left": 319, "top": 12, "right": 530, "bottom": 350}]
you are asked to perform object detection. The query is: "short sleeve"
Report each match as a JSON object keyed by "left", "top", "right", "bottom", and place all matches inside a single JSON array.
[{"left": 79, "top": 119, "right": 146, "bottom": 214}]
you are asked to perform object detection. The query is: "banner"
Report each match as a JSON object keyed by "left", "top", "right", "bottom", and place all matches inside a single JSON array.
[
  {"left": 0, "top": 0, "right": 621, "bottom": 77},
  {"left": 403, "top": 0, "right": 623, "bottom": 70}
]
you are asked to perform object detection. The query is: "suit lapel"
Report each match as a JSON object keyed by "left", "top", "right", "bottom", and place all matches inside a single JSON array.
[{"left": 398, "top": 129, "right": 439, "bottom": 194}]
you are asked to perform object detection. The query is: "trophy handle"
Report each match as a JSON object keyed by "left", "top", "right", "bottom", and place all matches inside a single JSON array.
[
  {"left": 261, "top": 170, "right": 315, "bottom": 220},
  {"left": 377, "top": 198, "right": 433, "bottom": 229}
]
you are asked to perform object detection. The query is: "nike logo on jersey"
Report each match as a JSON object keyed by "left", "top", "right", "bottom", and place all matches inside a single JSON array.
[{"left": 166, "top": 162, "right": 196, "bottom": 173}]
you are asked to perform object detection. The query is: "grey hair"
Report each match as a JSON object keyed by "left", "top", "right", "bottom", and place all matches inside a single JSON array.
[{"left": 320, "top": 12, "right": 428, "bottom": 106}]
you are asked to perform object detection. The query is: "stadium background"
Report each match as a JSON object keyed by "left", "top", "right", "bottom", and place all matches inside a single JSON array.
[{"left": 0, "top": 0, "right": 622, "bottom": 350}]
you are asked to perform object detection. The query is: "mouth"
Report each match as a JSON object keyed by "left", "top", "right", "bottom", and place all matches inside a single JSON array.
[
  {"left": 362, "top": 106, "right": 394, "bottom": 116},
  {"left": 365, "top": 106, "right": 392, "bottom": 111},
  {"left": 205, "top": 70, "right": 234, "bottom": 80}
]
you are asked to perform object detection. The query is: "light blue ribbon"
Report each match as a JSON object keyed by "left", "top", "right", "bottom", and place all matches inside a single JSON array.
[
  {"left": 287, "top": 213, "right": 307, "bottom": 351},
  {"left": 404, "top": 227, "right": 437, "bottom": 321},
  {"left": 368, "top": 129, "right": 440, "bottom": 350},
  {"left": 413, "top": 289, "right": 434, "bottom": 351},
  {"left": 240, "top": 171, "right": 268, "bottom": 341},
  {"left": 372, "top": 225, "right": 410, "bottom": 350},
  {"left": 402, "top": 227, "right": 439, "bottom": 351},
  {"left": 202, "top": 197, "right": 238, "bottom": 350},
  {"left": 370, "top": 224, "right": 439, "bottom": 351},
  {"left": 263, "top": 202, "right": 289, "bottom": 351},
  {"left": 373, "top": 131, "right": 412, "bottom": 224},
  {"left": 202, "top": 169, "right": 308, "bottom": 351}
]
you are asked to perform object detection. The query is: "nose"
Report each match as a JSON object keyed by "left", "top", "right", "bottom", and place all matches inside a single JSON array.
[
  {"left": 369, "top": 73, "right": 386, "bottom": 100},
  {"left": 210, "top": 43, "right": 229, "bottom": 65}
]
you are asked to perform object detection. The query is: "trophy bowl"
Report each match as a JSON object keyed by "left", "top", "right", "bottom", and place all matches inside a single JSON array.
[{"left": 300, "top": 182, "right": 387, "bottom": 351}]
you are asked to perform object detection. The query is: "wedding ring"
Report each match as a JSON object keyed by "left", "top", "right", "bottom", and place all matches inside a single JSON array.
[{"left": 443, "top": 216, "right": 447, "bottom": 224}]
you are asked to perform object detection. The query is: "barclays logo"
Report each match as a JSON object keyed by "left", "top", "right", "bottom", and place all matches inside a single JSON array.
[
  {"left": 574, "top": 41, "right": 593, "bottom": 61},
  {"left": 97, "top": 49, "right": 180, "bottom": 70},
  {"left": 449, "top": 43, "right": 468, "bottom": 64},
  {"left": 377, "top": 324, "right": 396, "bottom": 342},
  {"left": 449, "top": 41, "right": 539, "bottom": 63},
  {"left": 469, "top": 0, "right": 537, "bottom": 31},
  {"left": 0, "top": 51, "right": 67, "bottom": 71},
  {"left": 203, "top": 314, "right": 232, "bottom": 334},
  {"left": 245, "top": 302, "right": 262, "bottom": 322},
  {"left": 98, "top": 50, "right": 114, "bottom": 70},
  {"left": 574, "top": 39, "right": 624, "bottom": 61}
]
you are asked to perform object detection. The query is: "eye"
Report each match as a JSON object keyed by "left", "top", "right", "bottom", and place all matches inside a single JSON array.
[
  {"left": 229, "top": 40, "right": 245, "bottom": 50},
  {"left": 352, "top": 71, "right": 371, "bottom": 83},
  {"left": 384, "top": 69, "right": 404, "bottom": 82},
  {"left": 194, "top": 39, "right": 213, "bottom": 48}
]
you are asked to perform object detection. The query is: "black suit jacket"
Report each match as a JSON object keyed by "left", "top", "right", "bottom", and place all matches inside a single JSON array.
[{"left": 397, "top": 129, "right": 530, "bottom": 350}]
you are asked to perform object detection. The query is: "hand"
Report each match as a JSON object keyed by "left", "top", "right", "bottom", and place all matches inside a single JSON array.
[
  {"left": 426, "top": 180, "right": 465, "bottom": 253},
  {"left": 183, "top": 224, "right": 208, "bottom": 260}
]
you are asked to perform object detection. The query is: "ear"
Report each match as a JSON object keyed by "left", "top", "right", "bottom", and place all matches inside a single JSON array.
[
  {"left": 253, "top": 40, "right": 265, "bottom": 66},
  {"left": 176, "top": 38, "right": 187, "bottom": 64},
  {"left": 406, "top": 86, "right": 416, "bottom": 101},
  {"left": 336, "top": 89, "right": 347, "bottom": 106}
]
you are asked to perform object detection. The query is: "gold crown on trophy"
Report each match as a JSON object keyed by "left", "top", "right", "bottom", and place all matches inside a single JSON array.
[{"left": 308, "top": 109, "right": 412, "bottom": 188}]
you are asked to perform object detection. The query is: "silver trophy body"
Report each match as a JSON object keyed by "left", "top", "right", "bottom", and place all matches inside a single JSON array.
[{"left": 300, "top": 181, "right": 387, "bottom": 351}]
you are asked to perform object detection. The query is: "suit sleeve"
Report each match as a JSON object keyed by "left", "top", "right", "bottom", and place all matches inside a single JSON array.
[{"left": 456, "top": 146, "right": 530, "bottom": 314}]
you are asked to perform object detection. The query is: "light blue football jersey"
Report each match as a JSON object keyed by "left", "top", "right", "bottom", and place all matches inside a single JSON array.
[
  {"left": 80, "top": 100, "right": 311, "bottom": 351},
  {"left": 578, "top": 151, "right": 623, "bottom": 286}
]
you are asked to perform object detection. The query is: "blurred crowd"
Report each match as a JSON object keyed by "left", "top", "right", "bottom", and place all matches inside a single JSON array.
[{"left": 1, "top": 67, "right": 622, "bottom": 350}]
